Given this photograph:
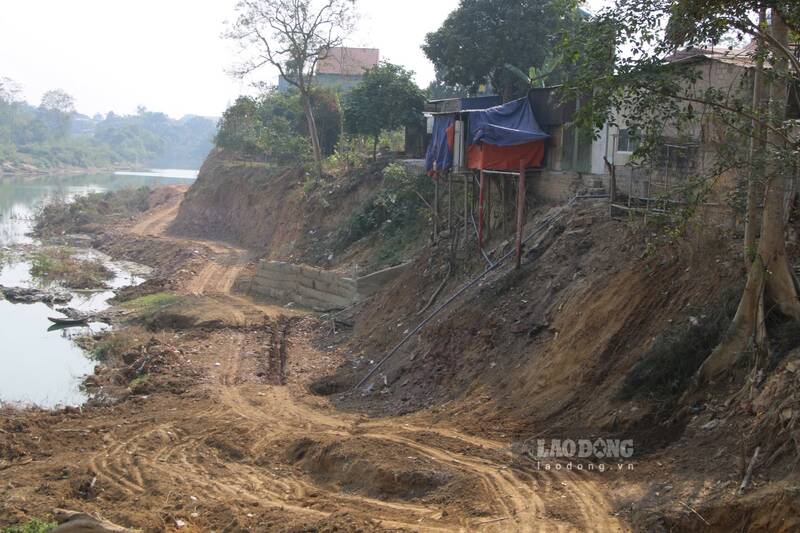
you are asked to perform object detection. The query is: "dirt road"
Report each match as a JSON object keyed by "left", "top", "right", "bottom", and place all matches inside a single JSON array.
[{"left": 1, "top": 198, "right": 627, "bottom": 531}]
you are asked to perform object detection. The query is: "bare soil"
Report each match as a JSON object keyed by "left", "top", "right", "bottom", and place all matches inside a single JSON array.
[
  {"left": 3, "top": 186, "right": 799, "bottom": 532},
  {"left": 2, "top": 195, "right": 627, "bottom": 532}
]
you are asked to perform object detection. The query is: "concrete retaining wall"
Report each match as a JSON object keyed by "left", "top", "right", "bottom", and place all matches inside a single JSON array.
[
  {"left": 241, "top": 260, "right": 412, "bottom": 311},
  {"left": 247, "top": 261, "right": 358, "bottom": 311}
]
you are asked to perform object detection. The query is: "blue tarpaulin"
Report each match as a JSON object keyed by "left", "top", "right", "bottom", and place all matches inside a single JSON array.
[
  {"left": 425, "top": 115, "right": 454, "bottom": 176},
  {"left": 467, "top": 98, "right": 548, "bottom": 147}
]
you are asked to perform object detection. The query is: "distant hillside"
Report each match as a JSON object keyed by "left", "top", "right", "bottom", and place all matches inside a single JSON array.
[{"left": 0, "top": 85, "right": 217, "bottom": 174}]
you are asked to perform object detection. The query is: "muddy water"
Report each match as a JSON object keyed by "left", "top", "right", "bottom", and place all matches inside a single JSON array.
[{"left": 0, "top": 170, "right": 196, "bottom": 407}]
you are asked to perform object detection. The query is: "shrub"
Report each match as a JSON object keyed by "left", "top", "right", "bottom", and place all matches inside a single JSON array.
[{"left": 336, "top": 162, "right": 432, "bottom": 265}]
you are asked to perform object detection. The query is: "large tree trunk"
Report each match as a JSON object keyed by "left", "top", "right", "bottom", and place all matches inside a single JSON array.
[
  {"left": 759, "top": 11, "right": 800, "bottom": 320},
  {"left": 698, "top": 10, "right": 799, "bottom": 382},
  {"left": 301, "top": 91, "right": 324, "bottom": 176},
  {"left": 743, "top": 9, "right": 767, "bottom": 269}
]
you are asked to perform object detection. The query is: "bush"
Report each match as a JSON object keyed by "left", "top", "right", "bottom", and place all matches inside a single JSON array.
[
  {"left": 336, "top": 163, "right": 432, "bottom": 265},
  {"left": 215, "top": 88, "right": 341, "bottom": 165}
]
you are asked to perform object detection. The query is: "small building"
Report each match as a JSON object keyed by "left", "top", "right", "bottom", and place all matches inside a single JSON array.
[{"left": 278, "top": 47, "right": 380, "bottom": 93}]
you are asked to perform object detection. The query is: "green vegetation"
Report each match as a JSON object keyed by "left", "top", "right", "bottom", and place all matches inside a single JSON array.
[
  {"left": 1, "top": 519, "right": 56, "bottom": 533},
  {"left": 337, "top": 163, "right": 432, "bottom": 266},
  {"left": 422, "top": 0, "right": 578, "bottom": 99},
  {"left": 343, "top": 62, "right": 425, "bottom": 160},
  {"left": 34, "top": 187, "right": 151, "bottom": 237},
  {"left": 122, "top": 292, "right": 185, "bottom": 322},
  {"left": 215, "top": 88, "right": 340, "bottom": 166},
  {"left": 29, "top": 247, "right": 113, "bottom": 289},
  {"left": 0, "top": 79, "right": 215, "bottom": 172},
  {"left": 226, "top": 0, "right": 356, "bottom": 174}
]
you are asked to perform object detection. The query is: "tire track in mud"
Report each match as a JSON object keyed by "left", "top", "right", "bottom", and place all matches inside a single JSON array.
[{"left": 81, "top": 199, "right": 629, "bottom": 530}]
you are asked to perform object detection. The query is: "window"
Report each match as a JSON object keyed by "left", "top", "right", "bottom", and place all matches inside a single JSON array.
[{"left": 617, "top": 128, "right": 640, "bottom": 153}]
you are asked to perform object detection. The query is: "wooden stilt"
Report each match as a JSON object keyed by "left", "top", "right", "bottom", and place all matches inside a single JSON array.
[
  {"left": 464, "top": 173, "right": 469, "bottom": 247},
  {"left": 478, "top": 170, "right": 486, "bottom": 250},
  {"left": 515, "top": 160, "right": 526, "bottom": 269},
  {"left": 447, "top": 172, "right": 453, "bottom": 233},
  {"left": 434, "top": 177, "right": 439, "bottom": 240},
  {"left": 486, "top": 175, "right": 492, "bottom": 243},
  {"left": 501, "top": 178, "right": 507, "bottom": 236}
]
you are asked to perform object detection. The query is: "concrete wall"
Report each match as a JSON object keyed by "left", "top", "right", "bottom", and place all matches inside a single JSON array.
[
  {"left": 241, "top": 260, "right": 411, "bottom": 311},
  {"left": 245, "top": 261, "right": 358, "bottom": 311},
  {"left": 530, "top": 170, "right": 606, "bottom": 203}
]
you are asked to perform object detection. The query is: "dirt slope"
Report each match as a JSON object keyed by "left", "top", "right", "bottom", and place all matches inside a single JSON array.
[
  {"left": 168, "top": 149, "right": 392, "bottom": 271},
  {"left": 1, "top": 198, "right": 627, "bottom": 532}
]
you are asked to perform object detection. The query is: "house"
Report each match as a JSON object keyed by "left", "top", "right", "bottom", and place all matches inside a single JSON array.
[
  {"left": 277, "top": 47, "right": 380, "bottom": 93},
  {"left": 423, "top": 91, "right": 613, "bottom": 203}
]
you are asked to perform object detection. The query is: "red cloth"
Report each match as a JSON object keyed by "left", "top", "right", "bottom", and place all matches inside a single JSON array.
[{"left": 467, "top": 140, "right": 545, "bottom": 170}]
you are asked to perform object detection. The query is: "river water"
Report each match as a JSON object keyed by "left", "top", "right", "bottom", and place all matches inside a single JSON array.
[{"left": 0, "top": 169, "right": 197, "bottom": 408}]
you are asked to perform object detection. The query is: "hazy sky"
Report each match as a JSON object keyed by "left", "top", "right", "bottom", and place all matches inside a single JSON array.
[{"left": 1, "top": 0, "right": 607, "bottom": 119}]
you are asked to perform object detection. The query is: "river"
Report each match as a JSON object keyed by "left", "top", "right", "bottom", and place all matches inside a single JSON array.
[{"left": 0, "top": 169, "right": 196, "bottom": 408}]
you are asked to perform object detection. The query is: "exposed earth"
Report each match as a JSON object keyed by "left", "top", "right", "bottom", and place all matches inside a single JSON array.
[
  {"left": 2, "top": 183, "right": 799, "bottom": 532},
  {"left": 0, "top": 195, "right": 624, "bottom": 532}
]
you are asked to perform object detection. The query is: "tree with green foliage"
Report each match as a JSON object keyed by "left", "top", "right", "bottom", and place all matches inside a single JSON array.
[
  {"left": 227, "top": 0, "right": 356, "bottom": 175},
  {"left": 425, "top": 77, "right": 470, "bottom": 100},
  {"left": 560, "top": 0, "right": 800, "bottom": 381},
  {"left": 422, "top": 0, "right": 577, "bottom": 101},
  {"left": 215, "top": 87, "right": 341, "bottom": 165},
  {"left": 38, "top": 89, "right": 75, "bottom": 138},
  {"left": 342, "top": 62, "right": 425, "bottom": 159}
]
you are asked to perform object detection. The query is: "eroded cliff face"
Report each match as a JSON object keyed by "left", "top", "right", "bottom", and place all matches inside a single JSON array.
[
  {"left": 168, "top": 148, "right": 406, "bottom": 272},
  {"left": 169, "top": 148, "right": 305, "bottom": 254}
]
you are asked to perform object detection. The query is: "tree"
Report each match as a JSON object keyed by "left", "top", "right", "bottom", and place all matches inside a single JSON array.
[
  {"left": 39, "top": 89, "right": 76, "bottom": 138},
  {"left": 227, "top": 0, "right": 356, "bottom": 175},
  {"left": 0, "top": 77, "right": 22, "bottom": 105},
  {"left": 425, "top": 77, "right": 469, "bottom": 100},
  {"left": 343, "top": 62, "right": 425, "bottom": 159},
  {"left": 422, "top": 0, "right": 568, "bottom": 101},
  {"left": 560, "top": 1, "right": 800, "bottom": 382}
]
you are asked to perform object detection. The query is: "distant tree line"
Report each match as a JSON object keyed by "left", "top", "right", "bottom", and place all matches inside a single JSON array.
[{"left": 0, "top": 79, "right": 216, "bottom": 171}]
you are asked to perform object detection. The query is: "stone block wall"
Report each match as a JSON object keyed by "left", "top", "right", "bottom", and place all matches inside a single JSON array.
[{"left": 245, "top": 261, "right": 358, "bottom": 311}]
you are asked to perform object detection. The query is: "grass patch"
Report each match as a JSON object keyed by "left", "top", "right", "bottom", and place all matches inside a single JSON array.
[
  {"left": 1, "top": 519, "right": 57, "bottom": 533},
  {"left": 122, "top": 292, "right": 183, "bottom": 316},
  {"left": 29, "top": 247, "right": 113, "bottom": 289},
  {"left": 618, "top": 285, "right": 742, "bottom": 401}
]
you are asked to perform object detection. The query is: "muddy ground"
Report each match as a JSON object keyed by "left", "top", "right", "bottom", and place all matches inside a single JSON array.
[{"left": 2, "top": 190, "right": 799, "bottom": 532}]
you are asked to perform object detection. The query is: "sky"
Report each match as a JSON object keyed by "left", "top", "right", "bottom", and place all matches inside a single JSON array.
[{"left": 0, "top": 0, "right": 608, "bottom": 119}]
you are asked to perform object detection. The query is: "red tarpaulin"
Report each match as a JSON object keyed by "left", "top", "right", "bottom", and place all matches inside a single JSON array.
[{"left": 467, "top": 140, "right": 545, "bottom": 171}]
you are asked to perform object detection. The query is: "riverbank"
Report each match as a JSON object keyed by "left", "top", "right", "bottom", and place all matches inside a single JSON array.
[
  {"left": 0, "top": 189, "right": 631, "bottom": 532},
  {"left": 3, "top": 181, "right": 799, "bottom": 531}
]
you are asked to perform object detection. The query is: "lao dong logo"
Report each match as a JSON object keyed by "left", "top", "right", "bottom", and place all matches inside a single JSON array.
[
  {"left": 511, "top": 438, "right": 635, "bottom": 460},
  {"left": 534, "top": 438, "right": 634, "bottom": 459}
]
